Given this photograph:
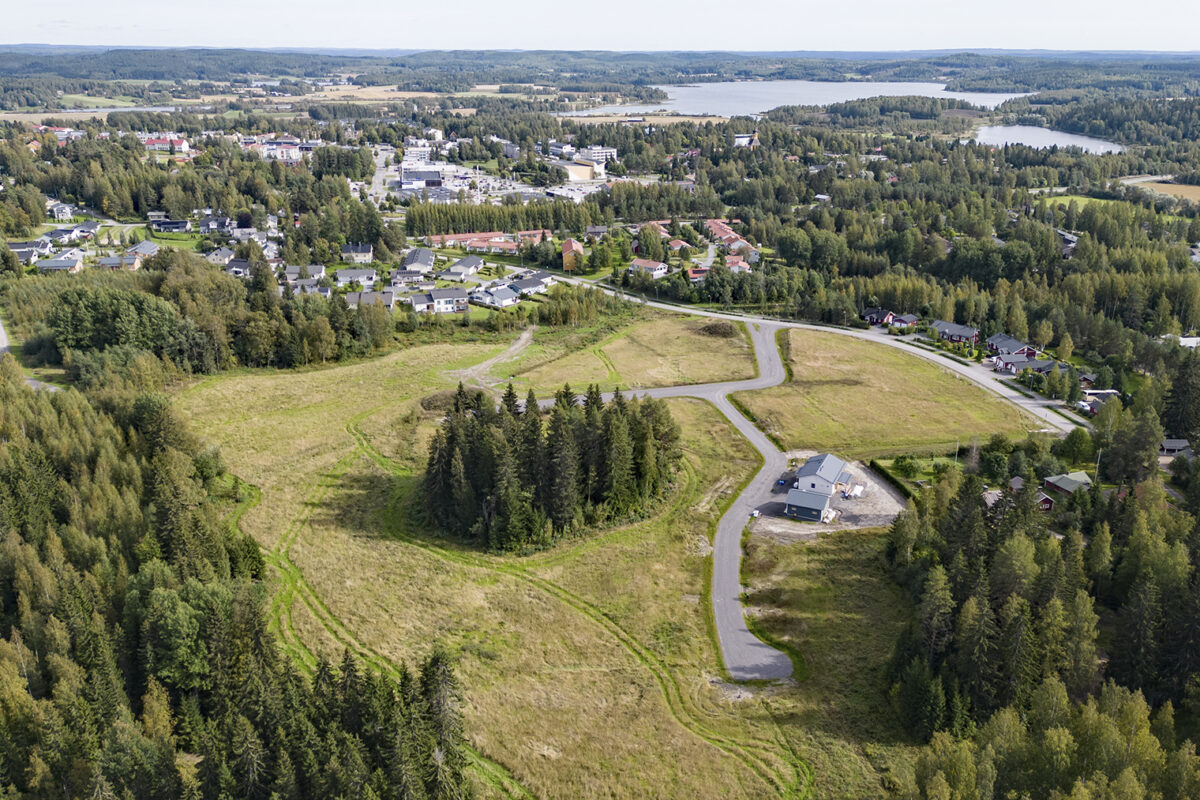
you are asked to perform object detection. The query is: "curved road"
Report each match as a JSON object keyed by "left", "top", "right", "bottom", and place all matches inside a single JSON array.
[{"left": 538, "top": 279, "right": 1076, "bottom": 680}]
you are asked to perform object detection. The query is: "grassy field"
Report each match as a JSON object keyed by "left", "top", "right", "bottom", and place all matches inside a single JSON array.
[
  {"left": 175, "top": 334, "right": 814, "bottom": 799},
  {"left": 733, "top": 329, "right": 1037, "bottom": 458},
  {"left": 506, "top": 316, "right": 756, "bottom": 395},
  {"left": 743, "top": 529, "right": 918, "bottom": 796},
  {"left": 169, "top": 316, "right": 955, "bottom": 798}
]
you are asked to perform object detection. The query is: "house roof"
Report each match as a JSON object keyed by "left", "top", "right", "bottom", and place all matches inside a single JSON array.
[
  {"left": 894, "top": 313, "right": 919, "bottom": 324},
  {"left": 631, "top": 257, "right": 666, "bottom": 270},
  {"left": 931, "top": 320, "right": 979, "bottom": 339},
  {"left": 451, "top": 255, "right": 483, "bottom": 270},
  {"left": 428, "top": 288, "right": 468, "bottom": 300},
  {"left": 796, "top": 453, "right": 848, "bottom": 487},
  {"left": 562, "top": 238, "right": 584, "bottom": 253},
  {"left": 785, "top": 488, "right": 832, "bottom": 512},
  {"left": 403, "top": 248, "right": 436, "bottom": 267},
  {"left": 510, "top": 278, "right": 545, "bottom": 291},
  {"left": 987, "top": 333, "right": 1030, "bottom": 352},
  {"left": 341, "top": 243, "right": 373, "bottom": 254},
  {"left": 1163, "top": 438, "right": 1191, "bottom": 450},
  {"left": 36, "top": 257, "right": 80, "bottom": 270},
  {"left": 127, "top": 240, "right": 159, "bottom": 256},
  {"left": 1045, "top": 471, "right": 1093, "bottom": 494}
]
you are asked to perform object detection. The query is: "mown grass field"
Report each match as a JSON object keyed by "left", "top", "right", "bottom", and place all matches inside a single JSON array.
[
  {"left": 177, "top": 315, "right": 926, "bottom": 799},
  {"left": 506, "top": 316, "right": 755, "bottom": 395},
  {"left": 743, "top": 529, "right": 918, "bottom": 797},
  {"left": 733, "top": 329, "right": 1037, "bottom": 458}
]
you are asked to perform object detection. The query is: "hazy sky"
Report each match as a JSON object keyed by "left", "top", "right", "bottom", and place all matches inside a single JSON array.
[{"left": 5, "top": 0, "right": 1200, "bottom": 52}]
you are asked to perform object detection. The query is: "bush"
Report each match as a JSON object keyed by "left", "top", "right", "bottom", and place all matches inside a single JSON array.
[{"left": 699, "top": 320, "right": 737, "bottom": 338}]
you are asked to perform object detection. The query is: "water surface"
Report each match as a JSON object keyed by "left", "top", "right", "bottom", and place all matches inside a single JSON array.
[
  {"left": 972, "top": 125, "right": 1123, "bottom": 154},
  {"left": 562, "top": 80, "right": 1029, "bottom": 118}
]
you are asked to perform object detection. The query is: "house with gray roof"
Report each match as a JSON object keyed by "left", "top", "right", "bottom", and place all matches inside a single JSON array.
[
  {"left": 36, "top": 254, "right": 83, "bottom": 273},
  {"left": 930, "top": 320, "right": 979, "bottom": 344},
  {"left": 283, "top": 264, "right": 325, "bottom": 283},
  {"left": 127, "top": 240, "right": 160, "bottom": 257},
  {"left": 335, "top": 268, "right": 377, "bottom": 289},
  {"left": 341, "top": 243, "right": 374, "bottom": 264},
  {"left": 407, "top": 287, "right": 468, "bottom": 314},
  {"left": 986, "top": 333, "right": 1037, "bottom": 356},
  {"left": 402, "top": 247, "right": 437, "bottom": 273},
  {"left": 784, "top": 453, "right": 851, "bottom": 522},
  {"left": 97, "top": 254, "right": 142, "bottom": 270},
  {"left": 345, "top": 291, "right": 395, "bottom": 311},
  {"left": 470, "top": 285, "right": 520, "bottom": 309},
  {"left": 1044, "top": 471, "right": 1093, "bottom": 496},
  {"left": 206, "top": 246, "right": 235, "bottom": 266}
]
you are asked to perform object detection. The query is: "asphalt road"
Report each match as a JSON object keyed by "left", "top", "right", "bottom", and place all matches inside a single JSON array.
[
  {"left": 536, "top": 321, "right": 795, "bottom": 680},
  {"left": 539, "top": 277, "right": 1081, "bottom": 680}
]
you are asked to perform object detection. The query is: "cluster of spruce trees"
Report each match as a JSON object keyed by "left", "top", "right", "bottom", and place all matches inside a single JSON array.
[
  {"left": 890, "top": 428, "right": 1200, "bottom": 798},
  {"left": 424, "top": 383, "right": 682, "bottom": 551},
  {"left": 0, "top": 358, "right": 470, "bottom": 799}
]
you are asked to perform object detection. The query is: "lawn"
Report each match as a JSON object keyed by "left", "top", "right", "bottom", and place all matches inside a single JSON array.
[
  {"left": 174, "top": 339, "right": 805, "bottom": 800},
  {"left": 732, "top": 328, "right": 1037, "bottom": 458},
  {"left": 743, "top": 529, "right": 919, "bottom": 797},
  {"left": 508, "top": 315, "right": 756, "bottom": 395}
]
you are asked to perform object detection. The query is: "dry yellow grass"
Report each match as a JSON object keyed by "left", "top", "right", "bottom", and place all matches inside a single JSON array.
[
  {"left": 1140, "top": 182, "right": 1200, "bottom": 202},
  {"left": 176, "top": 340, "right": 804, "bottom": 799},
  {"left": 510, "top": 316, "right": 755, "bottom": 394},
  {"left": 734, "top": 329, "right": 1038, "bottom": 458}
]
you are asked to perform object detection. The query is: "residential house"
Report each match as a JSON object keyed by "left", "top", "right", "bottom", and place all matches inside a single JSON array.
[
  {"left": 446, "top": 255, "right": 483, "bottom": 277},
  {"left": 341, "top": 243, "right": 374, "bottom": 264},
  {"left": 206, "top": 247, "right": 236, "bottom": 266},
  {"left": 783, "top": 453, "right": 851, "bottom": 522},
  {"left": 345, "top": 291, "right": 396, "bottom": 311},
  {"left": 1161, "top": 439, "right": 1193, "bottom": 457},
  {"left": 892, "top": 313, "right": 920, "bottom": 329},
  {"left": 725, "top": 255, "right": 751, "bottom": 273},
  {"left": 668, "top": 238, "right": 688, "bottom": 252},
  {"left": 402, "top": 248, "right": 437, "bottom": 273},
  {"left": 283, "top": 264, "right": 325, "bottom": 283},
  {"left": 146, "top": 212, "right": 168, "bottom": 222},
  {"left": 1036, "top": 492, "right": 1056, "bottom": 512},
  {"left": 151, "top": 219, "right": 192, "bottom": 233},
  {"left": 470, "top": 285, "right": 520, "bottom": 309},
  {"left": 1044, "top": 472, "right": 1093, "bottom": 497},
  {"left": 197, "top": 215, "right": 232, "bottom": 234},
  {"left": 75, "top": 221, "right": 100, "bottom": 239},
  {"left": 986, "top": 333, "right": 1037, "bottom": 356},
  {"left": 47, "top": 228, "right": 81, "bottom": 245},
  {"left": 862, "top": 308, "right": 894, "bottom": 326},
  {"left": 585, "top": 225, "right": 609, "bottom": 239},
  {"left": 629, "top": 258, "right": 668, "bottom": 280},
  {"left": 390, "top": 270, "right": 432, "bottom": 287},
  {"left": 292, "top": 279, "right": 331, "bottom": 299},
  {"left": 510, "top": 277, "right": 548, "bottom": 297},
  {"left": 126, "top": 240, "right": 160, "bottom": 258},
  {"left": 562, "top": 238, "right": 584, "bottom": 272},
  {"left": 408, "top": 288, "right": 469, "bottom": 314},
  {"left": 36, "top": 254, "right": 84, "bottom": 274},
  {"left": 686, "top": 267, "right": 710, "bottom": 284},
  {"left": 335, "top": 268, "right": 377, "bottom": 289},
  {"left": 930, "top": 320, "right": 980, "bottom": 345},
  {"left": 48, "top": 202, "right": 74, "bottom": 222},
  {"left": 96, "top": 254, "right": 142, "bottom": 270},
  {"left": 224, "top": 259, "right": 254, "bottom": 279},
  {"left": 994, "top": 354, "right": 1058, "bottom": 376}
]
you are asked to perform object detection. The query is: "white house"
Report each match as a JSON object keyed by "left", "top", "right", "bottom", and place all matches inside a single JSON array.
[
  {"left": 335, "top": 268, "right": 377, "bottom": 289},
  {"left": 629, "top": 258, "right": 668, "bottom": 280}
]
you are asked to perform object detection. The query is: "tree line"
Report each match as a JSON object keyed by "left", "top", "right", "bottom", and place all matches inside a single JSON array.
[{"left": 0, "top": 357, "right": 471, "bottom": 799}]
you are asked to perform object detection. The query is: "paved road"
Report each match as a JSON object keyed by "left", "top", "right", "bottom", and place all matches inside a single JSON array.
[
  {"left": 575, "top": 280, "right": 1076, "bottom": 435},
  {"left": 536, "top": 320, "right": 795, "bottom": 680}
]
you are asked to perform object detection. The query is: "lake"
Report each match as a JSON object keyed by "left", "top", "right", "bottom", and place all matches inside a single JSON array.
[
  {"left": 971, "top": 125, "right": 1124, "bottom": 154},
  {"left": 561, "top": 80, "right": 1029, "bottom": 118}
]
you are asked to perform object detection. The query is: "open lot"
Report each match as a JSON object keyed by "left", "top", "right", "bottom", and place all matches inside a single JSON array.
[
  {"left": 733, "top": 328, "right": 1038, "bottom": 458},
  {"left": 743, "top": 528, "right": 918, "bottom": 797},
  {"left": 507, "top": 315, "right": 756, "bottom": 395},
  {"left": 175, "top": 336, "right": 810, "bottom": 800}
]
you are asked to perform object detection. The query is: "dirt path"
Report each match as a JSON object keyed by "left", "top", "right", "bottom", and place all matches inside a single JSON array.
[{"left": 448, "top": 325, "right": 537, "bottom": 392}]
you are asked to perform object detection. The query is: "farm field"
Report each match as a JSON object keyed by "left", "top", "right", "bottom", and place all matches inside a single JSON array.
[
  {"left": 175, "top": 320, "right": 923, "bottom": 799},
  {"left": 733, "top": 328, "right": 1037, "bottom": 458},
  {"left": 1139, "top": 181, "right": 1200, "bottom": 201},
  {"left": 506, "top": 315, "right": 756, "bottom": 395}
]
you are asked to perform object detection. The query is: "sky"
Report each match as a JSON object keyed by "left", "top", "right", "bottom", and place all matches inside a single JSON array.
[{"left": 5, "top": 0, "right": 1200, "bottom": 53}]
